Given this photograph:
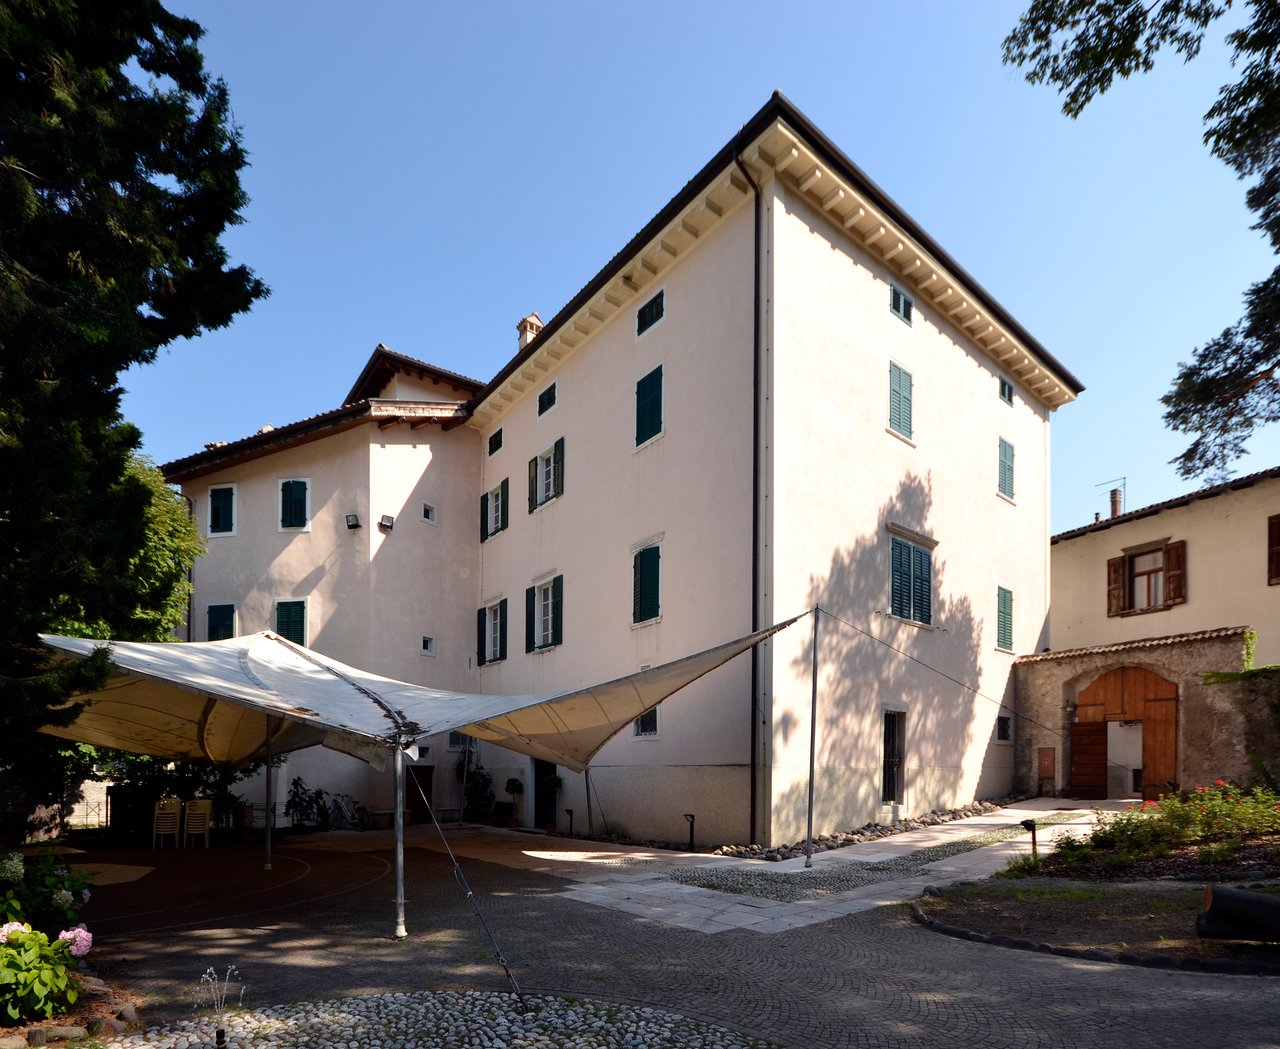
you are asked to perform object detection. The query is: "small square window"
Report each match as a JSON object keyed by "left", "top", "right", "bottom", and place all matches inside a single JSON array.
[
  {"left": 421, "top": 635, "right": 436, "bottom": 657},
  {"left": 999, "top": 376, "right": 1014, "bottom": 404},
  {"left": 634, "top": 708, "right": 658, "bottom": 737},
  {"left": 538, "top": 384, "right": 557, "bottom": 416},
  {"left": 422, "top": 502, "right": 437, "bottom": 524},
  {"left": 996, "top": 715, "right": 1012, "bottom": 742},
  {"left": 890, "top": 284, "right": 913, "bottom": 325},
  {"left": 637, "top": 290, "right": 664, "bottom": 336},
  {"left": 488, "top": 429, "right": 503, "bottom": 456}
]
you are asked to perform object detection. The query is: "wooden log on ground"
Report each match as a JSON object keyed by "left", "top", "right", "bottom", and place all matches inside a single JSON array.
[{"left": 1197, "top": 883, "right": 1280, "bottom": 941}]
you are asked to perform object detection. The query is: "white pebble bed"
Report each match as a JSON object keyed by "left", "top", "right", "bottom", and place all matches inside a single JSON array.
[{"left": 112, "top": 991, "right": 776, "bottom": 1048}]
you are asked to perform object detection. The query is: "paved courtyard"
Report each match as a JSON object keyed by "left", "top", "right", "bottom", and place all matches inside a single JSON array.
[{"left": 80, "top": 801, "right": 1280, "bottom": 1048}]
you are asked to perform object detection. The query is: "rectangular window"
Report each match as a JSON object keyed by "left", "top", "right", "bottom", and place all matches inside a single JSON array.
[
  {"left": 999, "top": 375, "right": 1014, "bottom": 404},
  {"left": 279, "top": 479, "right": 309, "bottom": 530},
  {"left": 527, "top": 438, "right": 565, "bottom": 511},
  {"left": 890, "top": 536, "right": 932, "bottom": 626},
  {"left": 422, "top": 502, "right": 437, "bottom": 524},
  {"left": 633, "top": 708, "right": 658, "bottom": 737},
  {"left": 996, "top": 715, "right": 1012, "bottom": 742},
  {"left": 525, "top": 575, "right": 564, "bottom": 651},
  {"left": 448, "top": 731, "right": 473, "bottom": 751},
  {"left": 208, "top": 485, "right": 235, "bottom": 536},
  {"left": 998, "top": 439, "right": 1015, "bottom": 499},
  {"left": 476, "top": 599, "right": 508, "bottom": 665},
  {"left": 635, "top": 365, "right": 663, "bottom": 446},
  {"left": 1106, "top": 540, "right": 1187, "bottom": 615},
  {"left": 996, "top": 587, "right": 1013, "bottom": 651},
  {"left": 207, "top": 604, "right": 235, "bottom": 641},
  {"left": 488, "top": 429, "right": 503, "bottom": 456},
  {"left": 421, "top": 635, "right": 436, "bottom": 657},
  {"left": 637, "top": 289, "right": 664, "bottom": 336},
  {"left": 890, "top": 284, "right": 913, "bottom": 325},
  {"left": 633, "top": 545, "right": 660, "bottom": 623},
  {"left": 1269, "top": 514, "right": 1280, "bottom": 585},
  {"left": 538, "top": 384, "right": 557, "bottom": 415},
  {"left": 888, "top": 362, "right": 912, "bottom": 440},
  {"left": 480, "top": 478, "right": 509, "bottom": 540},
  {"left": 275, "top": 600, "right": 306, "bottom": 645}
]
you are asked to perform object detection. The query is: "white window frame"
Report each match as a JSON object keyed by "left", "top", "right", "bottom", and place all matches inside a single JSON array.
[
  {"left": 274, "top": 598, "right": 308, "bottom": 646},
  {"left": 487, "top": 484, "right": 504, "bottom": 537},
  {"left": 421, "top": 502, "right": 437, "bottom": 525},
  {"left": 535, "top": 580, "right": 555, "bottom": 648},
  {"left": 538, "top": 382, "right": 557, "bottom": 416},
  {"left": 488, "top": 428, "right": 503, "bottom": 456},
  {"left": 485, "top": 601, "right": 504, "bottom": 663},
  {"left": 207, "top": 483, "right": 237, "bottom": 538},
  {"left": 278, "top": 477, "right": 312, "bottom": 533},
  {"left": 537, "top": 448, "right": 556, "bottom": 506},
  {"left": 421, "top": 635, "right": 436, "bottom": 657},
  {"left": 890, "top": 283, "right": 913, "bottom": 325},
  {"left": 998, "top": 375, "right": 1014, "bottom": 405},
  {"left": 633, "top": 707, "right": 659, "bottom": 738},
  {"left": 635, "top": 286, "right": 667, "bottom": 340}
]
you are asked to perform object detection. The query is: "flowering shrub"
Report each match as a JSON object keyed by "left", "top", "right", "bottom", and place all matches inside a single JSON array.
[
  {"left": 0, "top": 852, "right": 93, "bottom": 932},
  {"left": 0, "top": 923, "right": 80, "bottom": 1025},
  {"left": 57, "top": 924, "right": 92, "bottom": 958}
]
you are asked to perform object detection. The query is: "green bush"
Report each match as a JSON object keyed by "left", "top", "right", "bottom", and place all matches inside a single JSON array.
[{"left": 0, "top": 923, "right": 80, "bottom": 1025}]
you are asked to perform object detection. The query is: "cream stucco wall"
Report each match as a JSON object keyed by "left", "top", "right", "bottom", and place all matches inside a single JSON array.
[
  {"left": 764, "top": 180, "right": 1051, "bottom": 842},
  {"left": 1051, "top": 481, "right": 1280, "bottom": 664},
  {"left": 473, "top": 199, "right": 758, "bottom": 845}
]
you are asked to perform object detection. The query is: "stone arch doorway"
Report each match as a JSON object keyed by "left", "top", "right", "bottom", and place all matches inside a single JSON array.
[{"left": 1069, "top": 667, "right": 1177, "bottom": 801}]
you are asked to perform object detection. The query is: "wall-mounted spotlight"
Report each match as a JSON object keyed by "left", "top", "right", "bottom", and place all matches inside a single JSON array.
[
  {"left": 379, "top": 514, "right": 395, "bottom": 531},
  {"left": 345, "top": 514, "right": 361, "bottom": 530}
]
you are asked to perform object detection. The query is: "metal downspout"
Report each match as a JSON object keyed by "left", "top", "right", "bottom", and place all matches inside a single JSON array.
[{"left": 734, "top": 152, "right": 763, "bottom": 846}]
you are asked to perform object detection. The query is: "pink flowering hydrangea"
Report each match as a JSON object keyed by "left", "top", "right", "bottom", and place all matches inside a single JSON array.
[
  {"left": 58, "top": 924, "right": 92, "bottom": 958},
  {"left": 0, "top": 921, "right": 26, "bottom": 942}
]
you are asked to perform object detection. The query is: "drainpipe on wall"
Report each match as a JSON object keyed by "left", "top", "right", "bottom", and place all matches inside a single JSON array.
[
  {"left": 182, "top": 493, "right": 195, "bottom": 641},
  {"left": 733, "top": 151, "right": 763, "bottom": 847}
]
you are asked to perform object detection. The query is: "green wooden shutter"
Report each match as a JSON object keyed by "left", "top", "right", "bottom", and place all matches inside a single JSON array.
[
  {"left": 275, "top": 601, "right": 305, "bottom": 644},
  {"left": 552, "top": 438, "right": 565, "bottom": 498},
  {"left": 210, "top": 488, "right": 234, "bottom": 534},
  {"left": 889, "top": 363, "right": 912, "bottom": 439},
  {"left": 635, "top": 366, "right": 663, "bottom": 446},
  {"left": 281, "top": 480, "right": 308, "bottom": 528},
  {"left": 551, "top": 574, "right": 564, "bottom": 645},
  {"left": 890, "top": 538, "right": 911, "bottom": 618},
  {"left": 633, "top": 547, "right": 659, "bottom": 622},
  {"left": 997, "top": 587, "right": 1013, "bottom": 650},
  {"left": 525, "top": 587, "right": 536, "bottom": 652},
  {"left": 480, "top": 492, "right": 489, "bottom": 540},
  {"left": 528, "top": 456, "right": 538, "bottom": 512},
  {"left": 207, "top": 604, "right": 235, "bottom": 641},
  {"left": 912, "top": 545, "right": 931, "bottom": 625},
  {"left": 999, "top": 439, "right": 1015, "bottom": 498},
  {"left": 1270, "top": 515, "right": 1280, "bottom": 585},
  {"left": 476, "top": 608, "right": 487, "bottom": 666},
  {"left": 498, "top": 598, "right": 508, "bottom": 660},
  {"left": 500, "top": 477, "right": 510, "bottom": 530}
]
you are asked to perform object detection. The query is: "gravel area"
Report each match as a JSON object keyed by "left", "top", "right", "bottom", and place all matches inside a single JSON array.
[
  {"left": 668, "top": 813, "right": 1083, "bottom": 902},
  {"left": 112, "top": 992, "right": 778, "bottom": 1049}
]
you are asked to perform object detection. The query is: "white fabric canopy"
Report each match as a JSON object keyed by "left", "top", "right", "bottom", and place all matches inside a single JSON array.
[{"left": 38, "top": 615, "right": 803, "bottom": 772}]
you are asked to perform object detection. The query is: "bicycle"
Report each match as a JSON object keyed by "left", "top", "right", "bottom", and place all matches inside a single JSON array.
[{"left": 329, "top": 792, "right": 372, "bottom": 831}]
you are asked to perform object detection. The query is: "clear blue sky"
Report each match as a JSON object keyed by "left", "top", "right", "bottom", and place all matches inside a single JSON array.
[{"left": 122, "top": 1, "right": 1280, "bottom": 533}]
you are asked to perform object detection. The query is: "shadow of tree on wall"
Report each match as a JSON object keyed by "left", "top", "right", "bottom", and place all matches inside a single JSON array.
[{"left": 776, "top": 472, "right": 989, "bottom": 837}]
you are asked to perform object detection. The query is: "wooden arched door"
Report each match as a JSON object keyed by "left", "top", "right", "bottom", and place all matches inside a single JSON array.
[{"left": 1070, "top": 667, "right": 1177, "bottom": 801}]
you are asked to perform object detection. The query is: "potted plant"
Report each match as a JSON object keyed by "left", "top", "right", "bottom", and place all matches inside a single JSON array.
[{"left": 504, "top": 777, "right": 524, "bottom": 828}]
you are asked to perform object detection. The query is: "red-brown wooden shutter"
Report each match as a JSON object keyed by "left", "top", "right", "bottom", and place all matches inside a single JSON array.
[
  {"left": 1165, "top": 539, "right": 1187, "bottom": 605},
  {"left": 1269, "top": 514, "right": 1280, "bottom": 585},
  {"left": 1106, "top": 556, "right": 1126, "bottom": 617}
]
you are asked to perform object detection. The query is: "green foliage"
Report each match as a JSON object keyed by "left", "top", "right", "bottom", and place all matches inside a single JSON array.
[
  {"left": 0, "top": 925, "right": 80, "bottom": 1026},
  {"left": 7, "top": 853, "right": 92, "bottom": 933},
  {"left": 283, "top": 777, "right": 329, "bottom": 829},
  {"left": 456, "top": 752, "right": 495, "bottom": 820},
  {"left": 1004, "top": 0, "right": 1280, "bottom": 479},
  {"left": 0, "top": 0, "right": 264, "bottom": 843}
]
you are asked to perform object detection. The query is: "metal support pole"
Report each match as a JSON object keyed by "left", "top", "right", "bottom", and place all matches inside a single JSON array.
[
  {"left": 805, "top": 607, "right": 819, "bottom": 869},
  {"left": 394, "top": 741, "right": 407, "bottom": 939},
  {"left": 263, "top": 718, "right": 275, "bottom": 871}
]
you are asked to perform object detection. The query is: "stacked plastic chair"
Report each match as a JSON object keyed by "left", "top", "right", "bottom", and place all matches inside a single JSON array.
[
  {"left": 152, "top": 797, "right": 181, "bottom": 849},
  {"left": 182, "top": 798, "right": 213, "bottom": 849}
]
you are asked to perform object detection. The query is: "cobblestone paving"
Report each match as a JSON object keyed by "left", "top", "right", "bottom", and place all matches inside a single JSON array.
[{"left": 90, "top": 842, "right": 1280, "bottom": 1049}]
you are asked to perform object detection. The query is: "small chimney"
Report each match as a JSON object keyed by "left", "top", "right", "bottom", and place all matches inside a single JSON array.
[
  {"left": 517, "top": 312, "right": 544, "bottom": 350},
  {"left": 1094, "top": 512, "right": 1101, "bottom": 524},
  {"left": 1109, "top": 487, "right": 1123, "bottom": 519}
]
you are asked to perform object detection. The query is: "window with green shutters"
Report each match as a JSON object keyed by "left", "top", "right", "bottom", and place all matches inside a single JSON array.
[
  {"left": 208, "top": 486, "right": 235, "bottom": 535},
  {"left": 207, "top": 604, "right": 235, "bottom": 641},
  {"left": 890, "top": 284, "right": 913, "bottom": 324},
  {"left": 538, "top": 384, "right": 557, "bottom": 415},
  {"left": 636, "top": 289, "right": 664, "bottom": 336},
  {"left": 889, "top": 536, "right": 931, "bottom": 625},
  {"left": 635, "top": 366, "right": 663, "bottom": 446},
  {"left": 526, "top": 575, "right": 563, "bottom": 651},
  {"left": 528, "top": 439, "right": 565, "bottom": 511},
  {"left": 998, "top": 439, "right": 1015, "bottom": 498},
  {"left": 275, "top": 600, "right": 306, "bottom": 645},
  {"left": 996, "top": 587, "right": 1013, "bottom": 651},
  {"left": 477, "top": 599, "right": 507, "bottom": 665},
  {"left": 279, "top": 479, "right": 309, "bottom": 529},
  {"left": 481, "top": 478, "right": 509, "bottom": 540},
  {"left": 633, "top": 546, "right": 660, "bottom": 623},
  {"left": 888, "top": 362, "right": 912, "bottom": 440}
]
